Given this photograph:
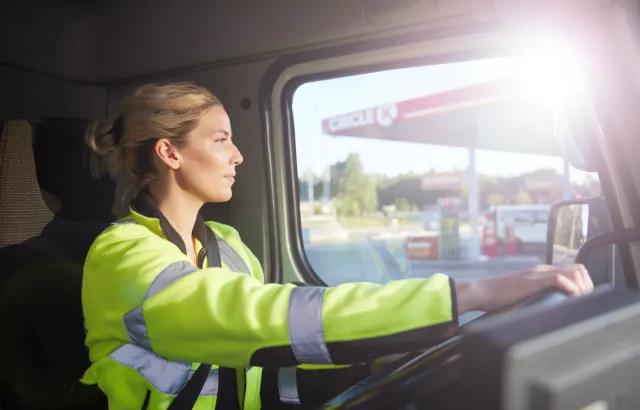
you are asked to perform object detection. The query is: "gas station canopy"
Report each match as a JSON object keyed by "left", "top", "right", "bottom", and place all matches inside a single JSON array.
[{"left": 321, "top": 78, "right": 562, "bottom": 157}]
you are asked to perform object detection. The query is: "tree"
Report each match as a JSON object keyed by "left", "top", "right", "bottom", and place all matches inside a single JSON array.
[
  {"left": 378, "top": 173, "right": 457, "bottom": 209},
  {"left": 486, "top": 192, "right": 505, "bottom": 206},
  {"left": 574, "top": 175, "right": 601, "bottom": 197},
  {"left": 378, "top": 175, "right": 422, "bottom": 209},
  {"left": 394, "top": 197, "right": 412, "bottom": 212},
  {"left": 514, "top": 189, "right": 534, "bottom": 205},
  {"left": 331, "top": 154, "right": 378, "bottom": 217}
]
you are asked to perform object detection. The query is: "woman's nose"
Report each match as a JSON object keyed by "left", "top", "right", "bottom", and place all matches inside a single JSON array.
[{"left": 231, "top": 144, "right": 243, "bottom": 166}]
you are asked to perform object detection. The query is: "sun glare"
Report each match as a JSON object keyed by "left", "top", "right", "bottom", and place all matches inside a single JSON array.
[{"left": 514, "top": 32, "right": 588, "bottom": 108}]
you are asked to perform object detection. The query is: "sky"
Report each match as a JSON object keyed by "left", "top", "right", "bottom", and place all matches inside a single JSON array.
[{"left": 291, "top": 56, "right": 596, "bottom": 184}]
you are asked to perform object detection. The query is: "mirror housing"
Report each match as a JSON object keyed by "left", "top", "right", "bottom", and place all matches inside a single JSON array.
[
  {"left": 546, "top": 196, "right": 612, "bottom": 265},
  {"left": 554, "top": 97, "right": 602, "bottom": 172}
]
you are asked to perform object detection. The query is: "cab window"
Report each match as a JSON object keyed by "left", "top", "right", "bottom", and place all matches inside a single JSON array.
[{"left": 291, "top": 57, "right": 602, "bottom": 287}]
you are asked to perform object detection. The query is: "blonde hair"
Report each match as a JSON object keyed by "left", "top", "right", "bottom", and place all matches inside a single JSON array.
[{"left": 86, "top": 82, "right": 222, "bottom": 186}]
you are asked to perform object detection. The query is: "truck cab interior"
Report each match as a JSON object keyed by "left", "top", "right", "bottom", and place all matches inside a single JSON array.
[{"left": 3, "top": 0, "right": 640, "bottom": 409}]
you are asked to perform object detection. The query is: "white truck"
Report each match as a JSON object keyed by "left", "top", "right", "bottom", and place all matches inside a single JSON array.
[{"left": 494, "top": 204, "right": 551, "bottom": 254}]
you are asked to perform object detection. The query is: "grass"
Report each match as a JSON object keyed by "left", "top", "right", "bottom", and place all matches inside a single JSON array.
[{"left": 337, "top": 216, "right": 387, "bottom": 228}]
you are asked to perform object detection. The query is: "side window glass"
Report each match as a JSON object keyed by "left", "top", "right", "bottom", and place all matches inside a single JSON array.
[{"left": 291, "top": 58, "right": 602, "bottom": 287}]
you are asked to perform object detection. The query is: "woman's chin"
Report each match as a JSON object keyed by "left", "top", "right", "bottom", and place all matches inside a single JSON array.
[{"left": 205, "top": 190, "right": 233, "bottom": 204}]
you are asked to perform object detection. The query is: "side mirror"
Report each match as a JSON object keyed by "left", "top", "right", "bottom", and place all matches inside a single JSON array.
[{"left": 546, "top": 197, "right": 612, "bottom": 265}]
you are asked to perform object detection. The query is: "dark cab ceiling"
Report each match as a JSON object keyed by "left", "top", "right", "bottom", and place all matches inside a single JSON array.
[{"left": 0, "top": 0, "right": 497, "bottom": 85}]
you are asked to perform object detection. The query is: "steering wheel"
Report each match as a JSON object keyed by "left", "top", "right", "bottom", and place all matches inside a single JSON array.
[
  {"left": 509, "top": 289, "right": 570, "bottom": 310},
  {"left": 318, "top": 290, "right": 572, "bottom": 410}
]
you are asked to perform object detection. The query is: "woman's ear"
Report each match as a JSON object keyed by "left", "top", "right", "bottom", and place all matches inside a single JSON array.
[{"left": 154, "top": 139, "right": 182, "bottom": 170}]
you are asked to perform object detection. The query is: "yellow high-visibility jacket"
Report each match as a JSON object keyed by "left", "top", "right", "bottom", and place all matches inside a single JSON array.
[{"left": 80, "top": 191, "right": 458, "bottom": 409}]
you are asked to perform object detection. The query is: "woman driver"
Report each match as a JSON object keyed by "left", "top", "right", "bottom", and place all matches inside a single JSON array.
[{"left": 80, "top": 82, "right": 593, "bottom": 410}]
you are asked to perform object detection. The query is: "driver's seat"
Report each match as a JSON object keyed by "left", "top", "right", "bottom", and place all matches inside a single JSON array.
[{"left": 0, "top": 118, "right": 115, "bottom": 410}]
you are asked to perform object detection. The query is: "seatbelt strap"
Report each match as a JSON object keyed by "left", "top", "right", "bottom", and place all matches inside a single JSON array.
[
  {"left": 166, "top": 364, "right": 213, "bottom": 410},
  {"left": 166, "top": 228, "right": 222, "bottom": 410}
]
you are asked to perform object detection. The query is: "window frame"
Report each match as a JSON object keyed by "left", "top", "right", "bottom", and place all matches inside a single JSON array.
[
  {"left": 257, "top": 20, "right": 537, "bottom": 286},
  {"left": 281, "top": 53, "right": 525, "bottom": 286}
]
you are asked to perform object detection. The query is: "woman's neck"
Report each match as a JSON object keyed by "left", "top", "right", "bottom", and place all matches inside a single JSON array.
[{"left": 147, "top": 181, "right": 203, "bottom": 248}]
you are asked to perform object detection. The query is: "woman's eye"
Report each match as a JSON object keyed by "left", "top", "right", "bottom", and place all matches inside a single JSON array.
[{"left": 215, "top": 136, "right": 228, "bottom": 144}]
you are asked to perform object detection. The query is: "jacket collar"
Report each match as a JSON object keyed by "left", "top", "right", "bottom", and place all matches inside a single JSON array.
[{"left": 128, "top": 190, "right": 221, "bottom": 268}]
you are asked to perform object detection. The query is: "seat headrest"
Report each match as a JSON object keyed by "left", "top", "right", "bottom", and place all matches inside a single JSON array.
[
  {"left": 33, "top": 118, "right": 116, "bottom": 223},
  {"left": 0, "top": 120, "right": 54, "bottom": 248}
]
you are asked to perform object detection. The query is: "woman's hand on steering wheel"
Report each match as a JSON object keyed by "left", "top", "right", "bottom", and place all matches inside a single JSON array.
[
  {"left": 456, "top": 263, "right": 594, "bottom": 314},
  {"left": 371, "top": 265, "right": 593, "bottom": 374}
]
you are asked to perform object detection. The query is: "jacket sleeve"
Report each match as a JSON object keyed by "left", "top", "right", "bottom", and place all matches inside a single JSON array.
[{"left": 83, "top": 224, "right": 459, "bottom": 369}]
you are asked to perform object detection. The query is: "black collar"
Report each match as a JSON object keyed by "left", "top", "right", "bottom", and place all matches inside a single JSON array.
[{"left": 130, "top": 190, "right": 222, "bottom": 268}]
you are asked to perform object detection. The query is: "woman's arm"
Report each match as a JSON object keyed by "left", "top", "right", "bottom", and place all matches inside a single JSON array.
[{"left": 83, "top": 225, "right": 459, "bottom": 369}]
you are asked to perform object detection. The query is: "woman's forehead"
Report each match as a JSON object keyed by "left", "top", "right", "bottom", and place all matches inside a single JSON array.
[{"left": 198, "top": 106, "right": 230, "bottom": 130}]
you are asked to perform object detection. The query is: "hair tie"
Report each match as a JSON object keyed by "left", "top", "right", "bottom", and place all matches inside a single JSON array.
[{"left": 111, "top": 116, "right": 125, "bottom": 146}]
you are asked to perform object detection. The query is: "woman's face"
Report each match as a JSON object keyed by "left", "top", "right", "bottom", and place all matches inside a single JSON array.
[{"left": 172, "top": 106, "right": 243, "bottom": 203}]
